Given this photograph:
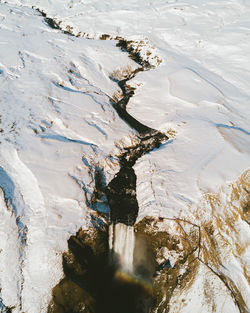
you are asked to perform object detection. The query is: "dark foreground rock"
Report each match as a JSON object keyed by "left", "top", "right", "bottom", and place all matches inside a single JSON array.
[{"left": 48, "top": 225, "right": 153, "bottom": 313}]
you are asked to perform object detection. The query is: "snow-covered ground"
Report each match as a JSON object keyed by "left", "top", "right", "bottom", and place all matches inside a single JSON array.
[{"left": 0, "top": 0, "right": 249, "bottom": 312}]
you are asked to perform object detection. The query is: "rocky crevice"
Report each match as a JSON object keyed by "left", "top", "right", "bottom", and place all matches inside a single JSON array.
[
  {"left": 41, "top": 7, "right": 168, "bottom": 312},
  {"left": 106, "top": 39, "right": 168, "bottom": 226},
  {"left": 35, "top": 6, "right": 168, "bottom": 227}
]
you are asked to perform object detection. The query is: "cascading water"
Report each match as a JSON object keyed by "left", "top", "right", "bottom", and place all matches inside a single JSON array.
[{"left": 109, "top": 223, "right": 135, "bottom": 273}]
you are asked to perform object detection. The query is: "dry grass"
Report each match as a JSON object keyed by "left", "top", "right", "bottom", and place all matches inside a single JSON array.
[{"left": 110, "top": 65, "right": 137, "bottom": 81}]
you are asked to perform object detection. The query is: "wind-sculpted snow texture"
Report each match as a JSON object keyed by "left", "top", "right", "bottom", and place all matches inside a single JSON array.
[{"left": 0, "top": 0, "right": 250, "bottom": 313}]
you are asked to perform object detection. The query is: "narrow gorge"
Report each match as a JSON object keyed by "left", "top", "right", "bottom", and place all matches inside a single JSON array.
[{"left": 45, "top": 18, "right": 168, "bottom": 313}]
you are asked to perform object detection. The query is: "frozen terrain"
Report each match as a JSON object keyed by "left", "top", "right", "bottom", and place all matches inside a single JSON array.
[{"left": 0, "top": 0, "right": 249, "bottom": 312}]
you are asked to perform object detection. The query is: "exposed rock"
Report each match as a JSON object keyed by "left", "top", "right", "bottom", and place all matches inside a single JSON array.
[
  {"left": 106, "top": 166, "right": 138, "bottom": 225},
  {"left": 135, "top": 217, "right": 200, "bottom": 312},
  {"left": 48, "top": 224, "right": 153, "bottom": 313},
  {"left": 48, "top": 226, "right": 108, "bottom": 313}
]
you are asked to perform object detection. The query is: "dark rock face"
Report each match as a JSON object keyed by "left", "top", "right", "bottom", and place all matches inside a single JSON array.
[
  {"left": 48, "top": 226, "right": 153, "bottom": 313},
  {"left": 106, "top": 166, "right": 138, "bottom": 225},
  {"left": 48, "top": 227, "right": 109, "bottom": 313},
  {"left": 135, "top": 217, "right": 200, "bottom": 313},
  {"left": 106, "top": 132, "right": 168, "bottom": 226},
  {"left": 48, "top": 215, "right": 201, "bottom": 313},
  {"left": 106, "top": 131, "right": 167, "bottom": 226}
]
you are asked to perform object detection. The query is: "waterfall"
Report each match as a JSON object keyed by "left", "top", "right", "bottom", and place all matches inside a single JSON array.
[{"left": 109, "top": 223, "right": 135, "bottom": 273}]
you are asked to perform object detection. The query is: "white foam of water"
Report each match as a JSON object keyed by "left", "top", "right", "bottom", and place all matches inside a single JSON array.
[{"left": 109, "top": 223, "right": 135, "bottom": 273}]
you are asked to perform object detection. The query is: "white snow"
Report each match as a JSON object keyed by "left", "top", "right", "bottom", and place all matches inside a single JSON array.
[
  {"left": 0, "top": 0, "right": 249, "bottom": 311},
  {"left": 168, "top": 262, "right": 239, "bottom": 313}
]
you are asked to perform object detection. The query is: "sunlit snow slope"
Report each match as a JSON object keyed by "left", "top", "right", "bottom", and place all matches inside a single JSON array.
[{"left": 0, "top": 0, "right": 249, "bottom": 312}]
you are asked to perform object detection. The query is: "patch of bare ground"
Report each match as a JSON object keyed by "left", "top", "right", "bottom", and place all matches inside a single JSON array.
[
  {"left": 197, "top": 170, "right": 250, "bottom": 313},
  {"left": 135, "top": 217, "right": 200, "bottom": 313},
  {"left": 143, "top": 170, "right": 249, "bottom": 313}
]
